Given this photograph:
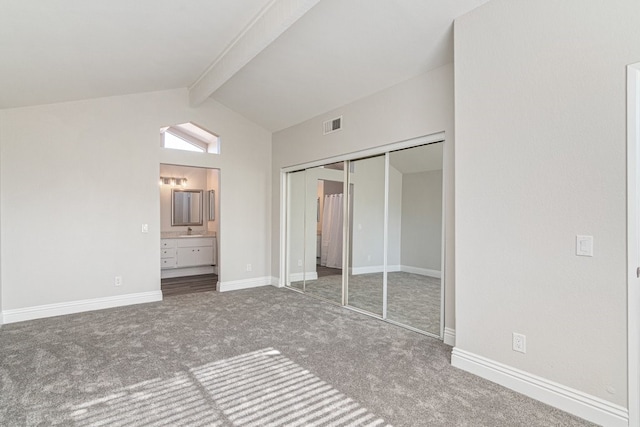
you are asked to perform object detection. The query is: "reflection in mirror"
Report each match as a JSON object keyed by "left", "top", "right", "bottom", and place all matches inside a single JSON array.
[
  {"left": 304, "top": 163, "right": 344, "bottom": 304},
  {"left": 387, "top": 143, "right": 443, "bottom": 334},
  {"left": 286, "top": 170, "right": 306, "bottom": 291},
  {"left": 172, "top": 189, "right": 203, "bottom": 226},
  {"left": 208, "top": 190, "right": 215, "bottom": 221},
  {"left": 347, "top": 155, "right": 385, "bottom": 316}
]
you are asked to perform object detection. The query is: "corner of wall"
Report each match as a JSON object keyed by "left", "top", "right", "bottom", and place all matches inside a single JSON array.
[{"left": 443, "top": 327, "right": 455, "bottom": 346}]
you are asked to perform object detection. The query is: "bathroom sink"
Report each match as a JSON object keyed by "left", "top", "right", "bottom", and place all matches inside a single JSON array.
[{"left": 179, "top": 234, "right": 204, "bottom": 238}]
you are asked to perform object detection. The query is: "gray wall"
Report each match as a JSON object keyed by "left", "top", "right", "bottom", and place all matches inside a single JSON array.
[
  {"left": 400, "top": 170, "right": 442, "bottom": 271},
  {"left": 454, "top": 0, "right": 640, "bottom": 406}
]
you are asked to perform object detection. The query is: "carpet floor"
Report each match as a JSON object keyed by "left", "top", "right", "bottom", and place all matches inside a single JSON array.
[
  {"left": 290, "top": 271, "right": 441, "bottom": 335},
  {"left": 0, "top": 287, "right": 594, "bottom": 426}
]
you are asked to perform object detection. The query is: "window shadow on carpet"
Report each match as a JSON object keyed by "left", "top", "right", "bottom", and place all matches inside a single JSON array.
[{"left": 67, "top": 348, "right": 390, "bottom": 427}]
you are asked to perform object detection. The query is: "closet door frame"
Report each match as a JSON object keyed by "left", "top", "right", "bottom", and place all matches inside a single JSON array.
[{"left": 279, "top": 131, "right": 446, "bottom": 339}]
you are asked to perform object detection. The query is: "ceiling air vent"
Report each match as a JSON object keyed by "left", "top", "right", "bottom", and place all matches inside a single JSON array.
[{"left": 323, "top": 116, "right": 342, "bottom": 135}]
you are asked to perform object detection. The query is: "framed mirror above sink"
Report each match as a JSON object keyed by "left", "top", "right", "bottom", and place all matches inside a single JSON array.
[{"left": 172, "top": 189, "right": 203, "bottom": 226}]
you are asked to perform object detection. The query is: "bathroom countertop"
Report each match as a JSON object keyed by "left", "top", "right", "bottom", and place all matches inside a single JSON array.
[{"left": 161, "top": 231, "right": 217, "bottom": 239}]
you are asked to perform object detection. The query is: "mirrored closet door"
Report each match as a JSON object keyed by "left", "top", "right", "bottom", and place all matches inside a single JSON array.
[
  {"left": 284, "top": 140, "right": 444, "bottom": 337},
  {"left": 286, "top": 170, "right": 306, "bottom": 292},
  {"left": 305, "top": 162, "right": 344, "bottom": 305},
  {"left": 386, "top": 144, "right": 443, "bottom": 335},
  {"left": 347, "top": 155, "right": 385, "bottom": 316}
]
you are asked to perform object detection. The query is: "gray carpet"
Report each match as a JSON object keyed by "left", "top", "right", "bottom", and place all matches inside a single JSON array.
[
  {"left": 0, "top": 287, "right": 594, "bottom": 426},
  {"left": 290, "top": 272, "right": 441, "bottom": 335}
]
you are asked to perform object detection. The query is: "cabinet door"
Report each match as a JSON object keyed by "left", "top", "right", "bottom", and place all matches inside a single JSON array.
[
  {"left": 177, "top": 247, "right": 198, "bottom": 267},
  {"left": 196, "top": 246, "right": 214, "bottom": 266},
  {"left": 177, "top": 246, "right": 213, "bottom": 267}
]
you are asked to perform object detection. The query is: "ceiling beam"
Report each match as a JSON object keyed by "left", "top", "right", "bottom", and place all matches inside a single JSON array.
[{"left": 189, "top": 0, "right": 321, "bottom": 107}]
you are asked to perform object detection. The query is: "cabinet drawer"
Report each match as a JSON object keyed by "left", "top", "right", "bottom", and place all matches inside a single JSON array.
[
  {"left": 161, "top": 257, "right": 176, "bottom": 269},
  {"left": 161, "top": 248, "right": 175, "bottom": 258},
  {"left": 161, "top": 239, "right": 177, "bottom": 249}
]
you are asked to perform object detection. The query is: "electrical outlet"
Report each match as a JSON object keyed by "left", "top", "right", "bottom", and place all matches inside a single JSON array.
[
  {"left": 512, "top": 333, "right": 526, "bottom": 353},
  {"left": 297, "top": 259, "right": 303, "bottom": 267},
  {"left": 576, "top": 235, "right": 593, "bottom": 256},
  {"left": 246, "top": 264, "right": 252, "bottom": 272},
  {"left": 114, "top": 276, "right": 122, "bottom": 287},
  {"left": 141, "top": 223, "right": 149, "bottom": 233}
]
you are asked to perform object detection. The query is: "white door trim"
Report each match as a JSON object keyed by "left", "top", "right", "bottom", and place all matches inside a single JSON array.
[{"left": 627, "top": 61, "right": 640, "bottom": 427}]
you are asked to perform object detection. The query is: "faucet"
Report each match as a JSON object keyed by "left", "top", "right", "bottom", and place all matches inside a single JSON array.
[{"left": 187, "top": 227, "right": 192, "bottom": 235}]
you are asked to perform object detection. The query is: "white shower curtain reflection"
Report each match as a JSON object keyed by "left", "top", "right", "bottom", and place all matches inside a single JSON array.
[{"left": 320, "top": 194, "right": 343, "bottom": 268}]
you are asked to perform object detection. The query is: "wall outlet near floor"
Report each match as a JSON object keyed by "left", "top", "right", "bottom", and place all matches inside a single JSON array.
[
  {"left": 114, "top": 276, "right": 122, "bottom": 287},
  {"left": 512, "top": 333, "right": 526, "bottom": 353},
  {"left": 246, "top": 264, "right": 252, "bottom": 272},
  {"left": 297, "top": 259, "right": 302, "bottom": 267}
]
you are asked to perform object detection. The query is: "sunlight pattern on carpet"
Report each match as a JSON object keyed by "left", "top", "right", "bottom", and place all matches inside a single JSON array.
[
  {"left": 193, "top": 348, "right": 391, "bottom": 427},
  {"left": 68, "top": 348, "right": 390, "bottom": 427}
]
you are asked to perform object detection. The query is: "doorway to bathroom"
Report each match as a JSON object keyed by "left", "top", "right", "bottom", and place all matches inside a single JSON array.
[{"left": 159, "top": 164, "right": 220, "bottom": 297}]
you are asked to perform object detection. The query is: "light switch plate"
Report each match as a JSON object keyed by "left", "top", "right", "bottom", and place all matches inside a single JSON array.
[
  {"left": 141, "top": 223, "right": 149, "bottom": 233},
  {"left": 576, "top": 235, "right": 593, "bottom": 256}
]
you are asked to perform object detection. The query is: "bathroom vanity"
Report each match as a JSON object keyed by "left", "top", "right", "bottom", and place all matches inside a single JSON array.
[{"left": 161, "top": 235, "right": 217, "bottom": 278}]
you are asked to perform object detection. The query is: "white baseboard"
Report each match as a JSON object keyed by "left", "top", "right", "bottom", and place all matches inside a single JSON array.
[
  {"left": 270, "top": 277, "right": 282, "bottom": 288},
  {"left": 351, "top": 265, "right": 401, "bottom": 275},
  {"left": 401, "top": 265, "right": 441, "bottom": 279},
  {"left": 287, "top": 271, "right": 319, "bottom": 282},
  {"left": 1, "top": 291, "right": 163, "bottom": 325},
  {"left": 218, "top": 276, "right": 274, "bottom": 292},
  {"left": 444, "top": 327, "right": 456, "bottom": 346},
  {"left": 451, "top": 348, "right": 628, "bottom": 427},
  {"left": 349, "top": 265, "right": 441, "bottom": 278}
]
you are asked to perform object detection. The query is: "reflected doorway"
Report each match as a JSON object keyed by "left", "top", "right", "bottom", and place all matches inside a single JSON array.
[{"left": 305, "top": 163, "right": 344, "bottom": 304}]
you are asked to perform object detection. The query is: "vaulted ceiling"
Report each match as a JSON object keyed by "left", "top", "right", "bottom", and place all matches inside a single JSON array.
[{"left": 0, "top": 0, "right": 487, "bottom": 131}]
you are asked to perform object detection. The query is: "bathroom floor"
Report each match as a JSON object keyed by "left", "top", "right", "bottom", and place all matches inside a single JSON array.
[{"left": 161, "top": 274, "right": 217, "bottom": 297}]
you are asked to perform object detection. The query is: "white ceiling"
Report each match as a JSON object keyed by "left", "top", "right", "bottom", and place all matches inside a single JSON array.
[
  {"left": 0, "top": 0, "right": 272, "bottom": 108},
  {"left": 0, "top": 0, "right": 487, "bottom": 131}
]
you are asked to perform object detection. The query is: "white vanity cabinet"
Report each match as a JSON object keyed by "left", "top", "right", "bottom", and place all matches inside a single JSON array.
[
  {"left": 161, "top": 237, "right": 216, "bottom": 270},
  {"left": 176, "top": 238, "right": 215, "bottom": 267}
]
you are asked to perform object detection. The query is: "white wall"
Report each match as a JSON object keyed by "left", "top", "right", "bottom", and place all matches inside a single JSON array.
[
  {"left": 0, "top": 88, "right": 271, "bottom": 312},
  {"left": 454, "top": 0, "right": 640, "bottom": 409},
  {"left": 388, "top": 166, "right": 402, "bottom": 268},
  {"left": 400, "top": 170, "right": 442, "bottom": 271},
  {"left": 350, "top": 156, "right": 386, "bottom": 272},
  {"left": 0, "top": 112, "right": 3, "bottom": 323},
  {"left": 272, "top": 63, "right": 455, "bottom": 329},
  {"left": 286, "top": 170, "right": 306, "bottom": 280}
]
